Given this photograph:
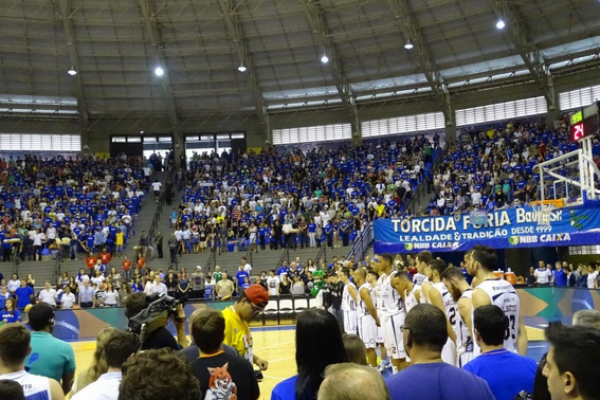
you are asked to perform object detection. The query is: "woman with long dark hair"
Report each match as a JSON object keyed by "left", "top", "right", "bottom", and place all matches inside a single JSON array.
[{"left": 271, "top": 308, "right": 347, "bottom": 400}]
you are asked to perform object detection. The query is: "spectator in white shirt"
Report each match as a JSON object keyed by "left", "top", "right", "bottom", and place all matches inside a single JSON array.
[
  {"left": 471, "top": 188, "right": 482, "bottom": 206},
  {"left": 587, "top": 264, "right": 599, "bottom": 289},
  {"left": 60, "top": 287, "right": 76, "bottom": 310},
  {"left": 241, "top": 256, "right": 252, "bottom": 273},
  {"left": 534, "top": 261, "right": 553, "bottom": 286},
  {"left": 71, "top": 330, "right": 140, "bottom": 400},
  {"left": 38, "top": 282, "right": 57, "bottom": 307},
  {"left": 151, "top": 180, "right": 162, "bottom": 197},
  {"left": 152, "top": 277, "right": 168, "bottom": 296}
]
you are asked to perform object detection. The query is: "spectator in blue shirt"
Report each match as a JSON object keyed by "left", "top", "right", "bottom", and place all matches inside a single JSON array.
[
  {"left": 14, "top": 280, "right": 34, "bottom": 311},
  {"left": 235, "top": 267, "right": 249, "bottom": 292},
  {"left": 386, "top": 304, "right": 494, "bottom": 400},
  {"left": 0, "top": 286, "right": 11, "bottom": 310},
  {"left": 552, "top": 261, "right": 567, "bottom": 287},
  {"left": 1, "top": 297, "right": 21, "bottom": 324},
  {"left": 464, "top": 305, "right": 537, "bottom": 400}
]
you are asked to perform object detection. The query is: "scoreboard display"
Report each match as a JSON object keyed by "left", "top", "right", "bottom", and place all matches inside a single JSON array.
[{"left": 570, "top": 102, "right": 599, "bottom": 143}]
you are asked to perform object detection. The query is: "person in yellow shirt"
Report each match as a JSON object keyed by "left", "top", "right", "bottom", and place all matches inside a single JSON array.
[
  {"left": 115, "top": 231, "right": 124, "bottom": 256},
  {"left": 222, "top": 284, "right": 269, "bottom": 380}
]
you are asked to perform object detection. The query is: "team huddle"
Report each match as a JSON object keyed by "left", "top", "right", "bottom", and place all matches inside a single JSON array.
[{"left": 340, "top": 245, "right": 528, "bottom": 373}]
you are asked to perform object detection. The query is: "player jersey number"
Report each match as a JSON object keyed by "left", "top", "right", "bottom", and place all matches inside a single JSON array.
[
  {"left": 504, "top": 314, "right": 516, "bottom": 340},
  {"left": 449, "top": 307, "right": 457, "bottom": 325}
]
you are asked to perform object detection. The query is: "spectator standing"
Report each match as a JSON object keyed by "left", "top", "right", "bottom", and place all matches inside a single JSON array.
[
  {"left": 222, "top": 285, "right": 269, "bottom": 379},
  {"left": 59, "top": 287, "right": 76, "bottom": 310},
  {"left": 189, "top": 308, "right": 260, "bottom": 400},
  {"left": 38, "top": 282, "right": 57, "bottom": 307},
  {"left": 0, "top": 324, "right": 64, "bottom": 400},
  {"left": 552, "top": 262, "right": 567, "bottom": 287},
  {"left": 271, "top": 309, "right": 348, "bottom": 400},
  {"left": 191, "top": 266, "right": 204, "bottom": 299},
  {"left": 25, "top": 305, "right": 76, "bottom": 395},
  {"left": 586, "top": 264, "right": 598, "bottom": 289},
  {"left": 386, "top": 304, "right": 494, "bottom": 400},
  {"left": 1, "top": 298, "right": 20, "bottom": 324},
  {"left": 14, "top": 280, "right": 34, "bottom": 312},
  {"left": 526, "top": 267, "right": 536, "bottom": 287},
  {"left": 534, "top": 262, "right": 552, "bottom": 286},
  {"left": 71, "top": 327, "right": 117, "bottom": 395},
  {"left": 71, "top": 330, "right": 139, "bottom": 400},
  {"left": 216, "top": 273, "right": 235, "bottom": 300},
  {"left": 0, "top": 287, "right": 11, "bottom": 310},
  {"left": 463, "top": 306, "right": 537, "bottom": 400},
  {"left": 78, "top": 281, "right": 95, "bottom": 309}
]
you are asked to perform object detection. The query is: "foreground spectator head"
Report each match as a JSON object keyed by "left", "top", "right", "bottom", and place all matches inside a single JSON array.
[
  {"left": 0, "top": 379, "right": 25, "bottom": 400},
  {"left": 0, "top": 324, "right": 30, "bottom": 368},
  {"left": 74, "top": 327, "right": 118, "bottom": 394},
  {"left": 543, "top": 323, "right": 600, "bottom": 400},
  {"left": 191, "top": 308, "right": 225, "bottom": 354},
  {"left": 104, "top": 330, "right": 140, "bottom": 369},
  {"left": 28, "top": 304, "right": 55, "bottom": 332},
  {"left": 318, "top": 363, "right": 390, "bottom": 400},
  {"left": 473, "top": 305, "right": 507, "bottom": 347},
  {"left": 118, "top": 349, "right": 201, "bottom": 400},
  {"left": 572, "top": 310, "right": 600, "bottom": 330},
  {"left": 342, "top": 334, "right": 367, "bottom": 366},
  {"left": 294, "top": 309, "right": 348, "bottom": 400},
  {"left": 403, "top": 304, "right": 447, "bottom": 359}
]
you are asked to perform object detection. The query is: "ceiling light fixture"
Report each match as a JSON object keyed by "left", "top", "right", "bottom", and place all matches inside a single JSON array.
[
  {"left": 496, "top": 19, "right": 506, "bottom": 30},
  {"left": 238, "top": 64, "right": 247, "bottom": 72},
  {"left": 67, "top": 66, "right": 77, "bottom": 76},
  {"left": 321, "top": 54, "right": 329, "bottom": 64},
  {"left": 154, "top": 67, "right": 164, "bottom": 76},
  {"left": 404, "top": 41, "right": 414, "bottom": 50}
]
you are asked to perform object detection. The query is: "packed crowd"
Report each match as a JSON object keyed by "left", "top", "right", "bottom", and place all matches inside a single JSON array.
[
  {"left": 166, "top": 137, "right": 439, "bottom": 257},
  {"left": 524, "top": 259, "right": 600, "bottom": 289},
  {"left": 0, "top": 154, "right": 152, "bottom": 263},
  {"left": 428, "top": 119, "right": 600, "bottom": 215}
]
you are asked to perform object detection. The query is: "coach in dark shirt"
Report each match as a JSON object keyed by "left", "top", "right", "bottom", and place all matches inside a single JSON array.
[
  {"left": 189, "top": 308, "right": 259, "bottom": 400},
  {"left": 125, "top": 292, "right": 188, "bottom": 350}
]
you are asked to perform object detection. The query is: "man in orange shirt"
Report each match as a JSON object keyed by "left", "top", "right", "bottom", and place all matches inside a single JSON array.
[
  {"left": 122, "top": 256, "right": 132, "bottom": 282},
  {"left": 85, "top": 253, "right": 97, "bottom": 271}
]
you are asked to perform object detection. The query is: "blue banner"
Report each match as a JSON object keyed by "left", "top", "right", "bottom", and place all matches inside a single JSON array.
[{"left": 374, "top": 204, "right": 600, "bottom": 253}]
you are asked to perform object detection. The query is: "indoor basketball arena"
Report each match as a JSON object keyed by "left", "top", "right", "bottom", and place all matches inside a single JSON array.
[{"left": 0, "top": 1, "right": 600, "bottom": 400}]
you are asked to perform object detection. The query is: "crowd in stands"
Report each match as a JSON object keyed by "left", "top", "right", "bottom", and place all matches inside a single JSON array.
[
  {"left": 0, "top": 154, "right": 152, "bottom": 264},
  {"left": 167, "top": 137, "right": 439, "bottom": 256},
  {"left": 428, "top": 119, "right": 600, "bottom": 215}
]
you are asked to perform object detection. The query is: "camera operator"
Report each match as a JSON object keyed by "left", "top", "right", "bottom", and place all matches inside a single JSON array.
[{"left": 125, "top": 292, "right": 188, "bottom": 350}]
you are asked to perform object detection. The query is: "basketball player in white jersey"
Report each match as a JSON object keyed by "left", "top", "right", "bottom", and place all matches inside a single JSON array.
[
  {"left": 466, "top": 245, "right": 528, "bottom": 355},
  {"left": 339, "top": 268, "right": 358, "bottom": 335},
  {"left": 391, "top": 272, "right": 421, "bottom": 313},
  {"left": 354, "top": 268, "right": 379, "bottom": 367},
  {"left": 441, "top": 266, "right": 475, "bottom": 367},
  {"left": 415, "top": 251, "right": 434, "bottom": 303},
  {"left": 367, "top": 269, "right": 389, "bottom": 369},
  {"left": 372, "top": 253, "right": 408, "bottom": 372},
  {"left": 266, "top": 270, "right": 279, "bottom": 297},
  {"left": 0, "top": 324, "right": 64, "bottom": 400},
  {"left": 427, "top": 259, "right": 458, "bottom": 366}
]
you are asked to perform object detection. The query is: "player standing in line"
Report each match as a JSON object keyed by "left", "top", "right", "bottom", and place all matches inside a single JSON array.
[
  {"left": 339, "top": 268, "right": 358, "bottom": 335},
  {"left": 354, "top": 268, "right": 379, "bottom": 367},
  {"left": 441, "top": 266, "right": 475, "bottom": 367},
  {"left": 415, "top": 251, "right": 433, "bottom": 303},
  {"left": 427, "top": 259, "right": 458, "bottom": 366},
  {"left": 372, "top": 254, "right": 408, "bottom": 373},
  {"left": 391, "top": 271, "right": 421, "bottom": 313},
  {"left": 466, "top": 245, "right": 528, "bottom": 355},
  {"left": 368, "top": 269, "right": 389, "bottom": 371}
]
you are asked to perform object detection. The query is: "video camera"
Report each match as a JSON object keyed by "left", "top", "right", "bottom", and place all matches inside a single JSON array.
[{"left": 127, "top": 293, "right": 180, "bottom": 344}]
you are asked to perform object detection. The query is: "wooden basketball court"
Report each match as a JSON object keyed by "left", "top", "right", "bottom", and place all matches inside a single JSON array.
[{"left": 69, "top": 325, "right": 545, "bottom": 399}]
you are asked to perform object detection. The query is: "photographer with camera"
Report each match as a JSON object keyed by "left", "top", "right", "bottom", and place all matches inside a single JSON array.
[{"left": 125, "top": 292, "right": 188, "bottom": 350}]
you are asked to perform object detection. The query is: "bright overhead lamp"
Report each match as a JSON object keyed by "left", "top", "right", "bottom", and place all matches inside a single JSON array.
[
  {"left": 67, "top": 66, "right": 77, "bottom": 76},
  {"left": 154, "top": 66, "right": 164, "bottom": 76},
  {"left": 238, "top": 64, "right": 247, "bottom": 72},
  {"left": 320, "top": 54, "right": 329, "bottom": 64},
  {"left": 404, "top": 41, "right": 414, "bottom": 50},
  {"left": 496, "top": 19, "right": 506, "bottom": 30}
]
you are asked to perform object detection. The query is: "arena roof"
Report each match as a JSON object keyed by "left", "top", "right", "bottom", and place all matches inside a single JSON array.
[{"left": 0, "top": 0, "right": 599, "bottom": 129}]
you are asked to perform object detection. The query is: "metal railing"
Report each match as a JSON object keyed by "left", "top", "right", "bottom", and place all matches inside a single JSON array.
[
  {"left": 204, "top": 251, "right": 217, "bottom": 274},
  {"left": 275, "top": 237, "right": 294, "bottom": 270},
  {"left": 313, "top": 230, "right": 334, "bottom": 267},
  {"left": 347, "top": 222, "right": 373, "bottom": 262}
]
